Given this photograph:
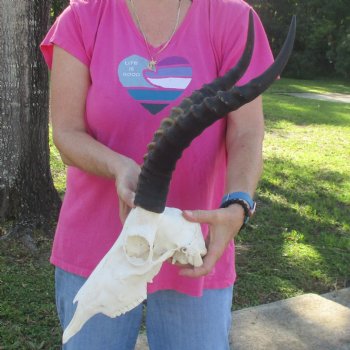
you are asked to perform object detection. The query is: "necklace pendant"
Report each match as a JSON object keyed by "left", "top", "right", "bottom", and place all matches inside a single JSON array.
[{"left": 148, "top": 59, "right": 157, "bottom": 71}]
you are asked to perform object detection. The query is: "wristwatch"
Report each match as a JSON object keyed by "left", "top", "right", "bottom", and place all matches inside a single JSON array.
[{"left": 220, "top": 191, "right": 256, "bottom": 228}]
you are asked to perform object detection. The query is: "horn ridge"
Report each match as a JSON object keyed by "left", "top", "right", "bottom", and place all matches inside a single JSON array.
[
  {"left": 135, "top": 99, "right": 227, "bottom": 212},
  {"left": 175, "top": 9, "right": 255, "bottom": 112},
  {"left": 144, "top": 8, "right": 255, "bottom": 149},
  {"left": 224, "top": 15, "right": 297, "bottom": 107},
  {"left": 199, "top": 15, "right": 297, "bottom": 115},
  {"left": 134, "top": 15, "right": 296, "bottom": 213}
]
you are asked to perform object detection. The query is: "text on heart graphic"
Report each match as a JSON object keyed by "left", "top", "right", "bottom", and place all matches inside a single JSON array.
[{"left": 118, "top": 55, "right": 193, "bottom": 115}]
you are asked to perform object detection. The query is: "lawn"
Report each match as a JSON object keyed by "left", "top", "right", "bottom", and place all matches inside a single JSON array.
[
  {"left": 234, "top": 78, "right": 350, "bottom": 308},
  {"left": 0, "top": 78, "right": 349, "bottom": 348}
]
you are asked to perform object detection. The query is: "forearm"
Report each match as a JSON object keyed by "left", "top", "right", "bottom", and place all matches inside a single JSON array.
[
  {"left": 224, "top": 96, "right": 265, "bottom": 197},
  {"left": 225, "top": 131, "right": 264, "bottom": 196},
  {"left": 53, "top": 129, "right": 133, "bottom": 181}
]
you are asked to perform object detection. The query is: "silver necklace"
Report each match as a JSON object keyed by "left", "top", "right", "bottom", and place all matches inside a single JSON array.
[{"left": 130, "top": 0, "right": 182, "bottom": 71}]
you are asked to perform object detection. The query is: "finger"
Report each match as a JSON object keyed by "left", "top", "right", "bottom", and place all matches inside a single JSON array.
[
  {"left": 125, "top": 190, "right": 136, "bottom": 208},
  {"left": 119, "top": 198, "right": 133, "bottom": 224},
  {"left": 182, "top": 209, "right": 220, "bottom": 224},
  {"left": 119, "top": 187, "right": 136, "bottom": 208},
  {"left": 119, "top": 203, "right": 128, "bottom": 224},
  {"left": 205, "top": 234, "right": 211, "bottom": 248},
  {"left": 179, "top": 246, "right": 220, "bottom": 278},
  {"left": 119, "top": 209, "right": 126, "bottom": 225},
  {"left": 167, "top": 258, "right": 192, "bottom": 269},
  {"left": 178, "top": 260, "right": 214, "bottom": 278}
]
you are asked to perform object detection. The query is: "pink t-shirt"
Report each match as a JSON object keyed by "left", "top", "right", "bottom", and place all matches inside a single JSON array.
[{"left": 41, "top": 0, "right": 273, "bottom": 297}]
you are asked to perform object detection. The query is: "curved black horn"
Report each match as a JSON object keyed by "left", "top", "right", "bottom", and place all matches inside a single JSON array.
[
  {"left": 134, "top": 15, "right": 297, "bottom": 213},
  {"left": 211, "top": 15, "right": 297, "bottom": 112},
  {"left": 177, "top": 10, "right": 255, "bottom": 112}
]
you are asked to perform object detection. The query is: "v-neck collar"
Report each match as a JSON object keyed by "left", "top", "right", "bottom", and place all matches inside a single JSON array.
[{"left": 119, "top": 0, "right": 197, "bottom": 51}]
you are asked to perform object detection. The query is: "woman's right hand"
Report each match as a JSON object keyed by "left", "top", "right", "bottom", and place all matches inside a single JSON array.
[{"left": 115, "top": 157, "right": 141, "bottom": 224}]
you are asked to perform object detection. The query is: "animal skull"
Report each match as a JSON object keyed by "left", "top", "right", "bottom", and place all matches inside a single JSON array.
[{"left": 62, "top": 207, "right": 207, "bottom": 344}]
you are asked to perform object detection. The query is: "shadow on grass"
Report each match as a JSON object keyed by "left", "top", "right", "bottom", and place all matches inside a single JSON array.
[
  {"left": 263, "top": 94, "right": 350, "bottom": 128},
  {"left": 266, "top": 78, "right": 350, "bottom": 95},
  {"left": 234, "top": 158, "right": 350, "bottom": 310},
  {"left": 261, "top": 158, "right": 350, "bottom": 231}
]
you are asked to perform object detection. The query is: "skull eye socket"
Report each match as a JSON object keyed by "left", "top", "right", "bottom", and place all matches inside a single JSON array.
[{"left": 124, "top": 236, "right": 151, "bottom": 264}]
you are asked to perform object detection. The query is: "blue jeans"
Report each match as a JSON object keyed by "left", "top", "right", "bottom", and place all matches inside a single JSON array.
[{"left": 55, "top": 267, "right": 233, "bottom": 350}]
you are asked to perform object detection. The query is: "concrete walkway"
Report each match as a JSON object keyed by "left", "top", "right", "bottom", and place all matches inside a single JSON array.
[
  {"left": 135, "top": 288, "right": 350, "bottom": 350},
  {"left": 284, "top": 92, "right": 350, "bottom": 104}
]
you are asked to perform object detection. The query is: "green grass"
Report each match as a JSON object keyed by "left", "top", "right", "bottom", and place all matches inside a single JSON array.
[
  {"left": 0, "top": 78, "right": 349, "bottom": 347},
  {"left": 49, "top": 128, "right": 66, "bottom": 197},
  {"left": 0, "top": 236, "right": 61, "bottom": 349},
  {"left": 234, "top": 78, "right": 350, "bottom": 309},
  {"left": 267, "top": 78, "right": 350, "bottom": 94}
]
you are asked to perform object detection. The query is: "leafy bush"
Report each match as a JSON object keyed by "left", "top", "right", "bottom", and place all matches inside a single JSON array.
[
  {"left": 51, "top": 0, "right": 68, "bottom": 23},
  {"left": 335, "top": 30, "right": 350, "bottom": 78},
  {"left": 247, "top": 0, "right": 350, "bottom": 79},
  {"left": 50, "top": 0, "right": 349, "bottom": 80}
]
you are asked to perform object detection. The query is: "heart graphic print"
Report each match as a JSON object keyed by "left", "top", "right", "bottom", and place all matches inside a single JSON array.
[{"left": 118, "top": 55, "right": 192, "bottom": 115}]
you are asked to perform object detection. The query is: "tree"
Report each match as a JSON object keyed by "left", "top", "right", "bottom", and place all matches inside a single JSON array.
[
  {"left": 0, "top": 0, "right": 61, "bottom": 241},
  {"left": 248, "top": 0, "right": 350, "bottom": 79},
  {"left": 51, "top": 0, "right": 69, "bottom": 23}
]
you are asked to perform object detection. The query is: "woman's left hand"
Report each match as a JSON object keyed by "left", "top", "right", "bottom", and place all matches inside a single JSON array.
[{"left": 179, "top": 205, "right": 245, "bottom": 278}]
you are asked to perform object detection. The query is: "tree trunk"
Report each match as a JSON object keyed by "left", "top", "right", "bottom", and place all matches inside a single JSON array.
[{"left": 0, "top": 0, "right": 61, "bottom": 238}]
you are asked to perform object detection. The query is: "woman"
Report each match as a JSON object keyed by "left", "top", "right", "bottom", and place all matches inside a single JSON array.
[{"left": 41, "top": 0, "right": 273, "bottom": 348}]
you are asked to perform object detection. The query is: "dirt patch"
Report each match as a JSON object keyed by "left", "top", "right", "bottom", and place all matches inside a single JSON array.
[{"left": 284, "top": 92, "right": 350, "bottom": 103}]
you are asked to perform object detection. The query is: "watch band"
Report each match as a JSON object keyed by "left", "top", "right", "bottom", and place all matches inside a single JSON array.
[
  {"left": 220, "top": 192, "right": 256, "bottom": 228},
  {"left": 221, "top": 191, "right": 255, "bottom": 209}
]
